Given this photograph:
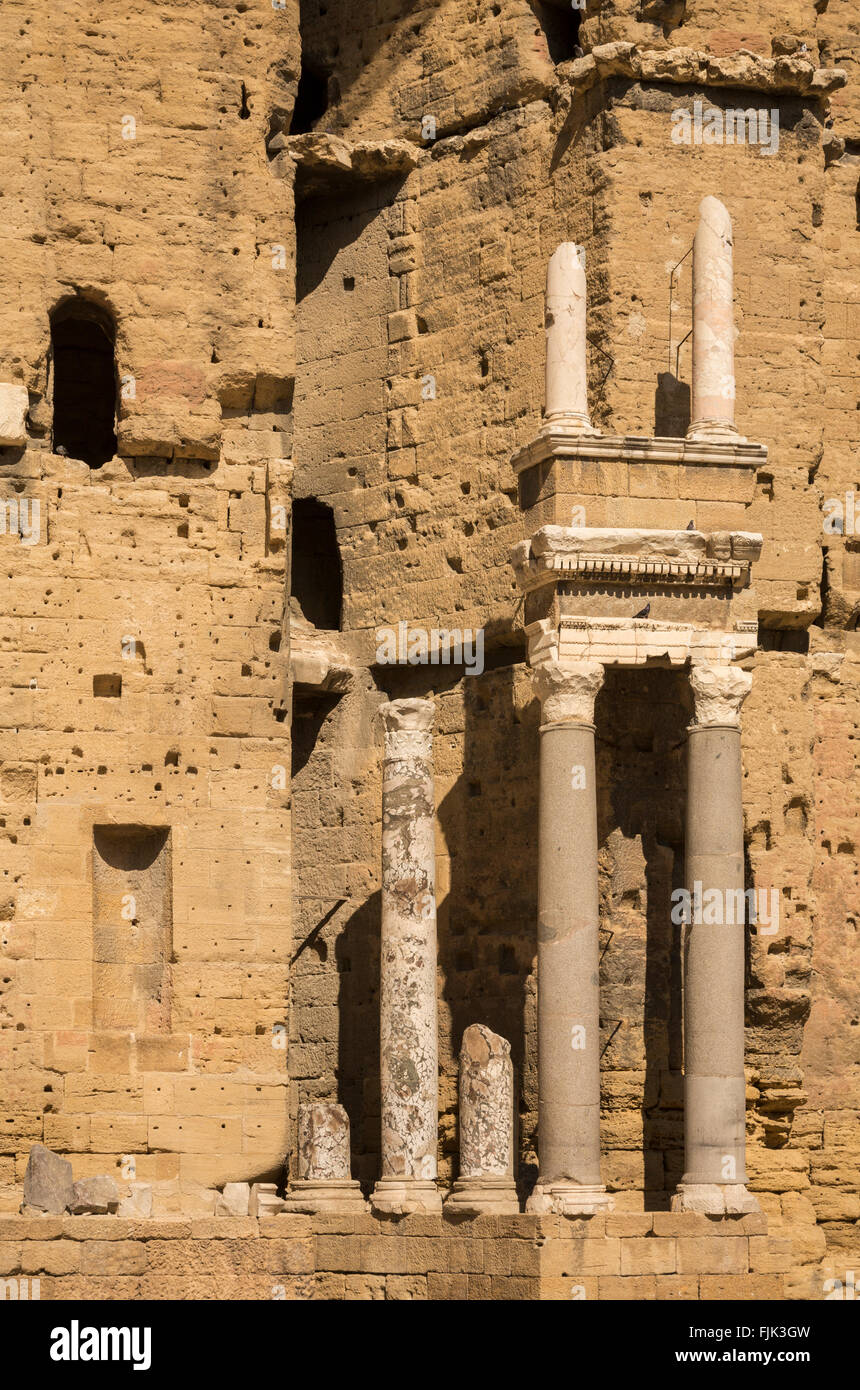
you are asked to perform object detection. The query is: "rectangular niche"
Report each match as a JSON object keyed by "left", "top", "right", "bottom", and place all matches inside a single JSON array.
[{"left": 92, "top": 825, "right": 172, "bottom": 1034}]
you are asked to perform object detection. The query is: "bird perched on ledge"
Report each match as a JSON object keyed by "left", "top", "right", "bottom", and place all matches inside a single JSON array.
[{"left": 634, "top": 603, "right": 651, "bottom": 618}]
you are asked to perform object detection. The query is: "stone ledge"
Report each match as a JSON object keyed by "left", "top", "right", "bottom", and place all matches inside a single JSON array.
[
  {"left": 558, "top": 45, "right": 846, "bottom": 99},
  {"left": 512, "top": 429, "right": 768, "bottom": 475}
]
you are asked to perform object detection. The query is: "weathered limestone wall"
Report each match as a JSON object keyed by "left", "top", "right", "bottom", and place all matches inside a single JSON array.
[{"left": 0, "top": 0, "right": 300, "bottom": 1205}]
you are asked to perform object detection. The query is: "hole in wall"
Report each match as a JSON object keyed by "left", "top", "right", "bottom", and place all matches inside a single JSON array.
[
  {"left": 50, "top": 298, "right": 117, "bottom": 468},
  {"left": 532, "top": 0, "right": 582, "bottom": 63},
  {"left": 290, "top": 61, "right": 330, "bottom": 134},
  {"left": 291, "top": 496, "right": 342, "bottom": 630}
]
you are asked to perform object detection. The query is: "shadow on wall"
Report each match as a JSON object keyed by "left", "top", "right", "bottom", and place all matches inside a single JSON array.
[
  {"left": 655, "top": 371, "right": 691, "bottom": 438},
  {"left": 437, "top": 664, "right": 540, "bottom": 1194},
  {"left": 295, "top": 0, "right": 437, "bottom": 128},
  {"left": 595, "top": 665, "right": 691, "bottom": 1207},
  {"left": 335, "top": 891, "right": 382, "bottom": 1191}
]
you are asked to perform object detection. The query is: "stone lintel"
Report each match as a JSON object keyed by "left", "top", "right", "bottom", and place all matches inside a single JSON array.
[{"left": 533, "top": 618, "right": 758, "bottom": 669}]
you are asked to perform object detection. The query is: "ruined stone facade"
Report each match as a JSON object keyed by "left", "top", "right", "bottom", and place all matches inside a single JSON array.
[{"left": 0, "top": 0, "right": 858, "bottom": 1301}]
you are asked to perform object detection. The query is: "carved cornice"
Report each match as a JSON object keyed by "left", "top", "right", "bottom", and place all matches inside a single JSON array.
[{"left": 511, "top": 526, "right": 763, "bottom": 595}]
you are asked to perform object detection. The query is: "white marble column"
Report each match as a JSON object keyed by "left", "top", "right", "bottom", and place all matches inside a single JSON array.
[
  {"left": 527, "top": 661, "right": 612, "bottom": 1215},
  {"left": 371, "top": 697, "right": 442, "bottom": 1214},
  {"left": 445, "top": 1024, "right": 520, "bottom": 1215},
  {"left": 544, "top": 244, "right": 598, "bottom": 433},
  {"left": 687, "top": 196, "right": 740, "bottom": 441},
  {"left": 673, "top": 663, "right": 759, "bottom": 1215},
  {"left": 285, "top": 1101, "right": 368, "bottom": 1213}
]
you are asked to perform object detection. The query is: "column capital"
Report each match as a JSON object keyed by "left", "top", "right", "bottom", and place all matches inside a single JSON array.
[
  {"left": 380, "top": 697, "right": 434, "bottom": 734},
  {"left": 380, "top": 697, "right": 434, "bottom": 757},
  {"left": 532, "top": 660, "right": 604, "bottom": 726},
  {"left": 689, "top": 663, "right": 752, "bottom": 729}
]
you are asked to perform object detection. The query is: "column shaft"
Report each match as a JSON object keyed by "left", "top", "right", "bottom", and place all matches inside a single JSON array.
[
  {"left": 688, "top": 196, "right": 738, "bottom": 440},
  {"left": 527, "top": 660, "right": 610, "bottom": 1216},
  {"left": 537, "top": 721, "right": 602, "bottom": 1187},
  {"left": 675, "top": 662, "right": 758, "bottom": 1215},
  {"left": 372, "top": 698, "right": 441, "bottom": 1214},
  {"left": 683, "top": 725, "right": 746, "bottom": 1185}
]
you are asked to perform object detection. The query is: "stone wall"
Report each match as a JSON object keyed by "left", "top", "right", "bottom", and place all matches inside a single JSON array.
[
  {"left": 0, "top": 0, "right": 857, "bottom": 1302},
  {"left": 0, "top": 1210, "right": 783, "bottom": 1301}
]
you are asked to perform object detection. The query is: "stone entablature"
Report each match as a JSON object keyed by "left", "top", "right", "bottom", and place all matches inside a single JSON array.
[{"left": 511, "top": 526, "right": 762, "bottom": 596}]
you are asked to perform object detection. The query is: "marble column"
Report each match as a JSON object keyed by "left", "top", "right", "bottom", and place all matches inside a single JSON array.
[
  {"left": 445, "top": 1024, "right": 520, "bottom": 1215},
  {"left": 371, "top": 698, "right": 442, "bottom": 1214},
  {"left": 673, "top": 663, "right": 759, "bottom": 1215},
  {"left": 284, "top": 1101, "right": 368, "bottom": 1213},
  {"left": 544, "top": 243, "right": 598, "bottom": 432},
  {"left": 687, "top": 196, "right": 740, "bottom": 441},
  {"left": 527, "top": 661, "right": 612, "bottom": 1216}
]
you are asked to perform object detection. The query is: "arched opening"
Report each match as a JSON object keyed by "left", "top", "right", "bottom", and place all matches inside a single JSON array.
[
  {"left": 291, "top": 496, "right": 342, "bottom": 630},
  {"left": 50, "top": 299, "right": 117, "bottom": 468}
]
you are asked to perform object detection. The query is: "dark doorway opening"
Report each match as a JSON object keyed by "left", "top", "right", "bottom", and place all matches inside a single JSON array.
[
  {"left": 290, "top": 61, "right": 330, "bottom": 134},
  {"left": 50, "top": 301, "right": 117, "bottom": 468},
  {"left": 533, "top": 0, "right": 582, "bottom": 63},
  {"left": 291, "top": 496, "right": 342, "bottom": 630}
]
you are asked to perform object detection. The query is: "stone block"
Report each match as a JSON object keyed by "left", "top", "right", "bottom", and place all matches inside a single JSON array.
[
  {"left": 676, "top": 1236, "right": 749, "bottom": 1275},
  {"left": 23, "top": 1146, "right": 74, "bottom": 1215},
  {"left": 0, "top": 384, "right": 28, "bottom": 447},
  {"left": 620, "top": 1236, "right": 677, "bottom": 1275}
]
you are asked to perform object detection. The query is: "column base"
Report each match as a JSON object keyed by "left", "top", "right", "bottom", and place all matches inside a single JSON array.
[
  {"left": 685, "top": 420, "right": 746, "bottom": 444},
  {"left": 526, "top": 1182, "right": 614, "bottom": 1217},
  {"left": 283, "top": 1179, "right": 368, "bottom": 1215},
  {"left": 671, "top": 1182, "right": 760, "bottom": 1215},
  {"left": 370, "top": 1177, "right": 443, "bottom": 1216},
  {"left": 540, "top": 412, "right": 602, "bottom": 437},
  {"left": 444, "top": 1175, "right": 520, "bottom": 1217}
]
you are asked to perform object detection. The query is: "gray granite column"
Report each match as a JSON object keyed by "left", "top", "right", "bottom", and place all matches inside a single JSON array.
[
  {"left": 526, "top": 661, "right": 612, "bottom": 1216},
  {"left": 284, "top": 1101, "right": 368, "bottom": 1213},
  {"left": 371, "top": 698, "right": 442, "bottom": 1214},
  {"left": 445, "top": 1024, "right": 519, "bottom": 1215},
  {"left": 673, "top": 663, "right": 759, "bottom": 1215},
  {"left": 687, "top": 196, "right": 740, "bottom": 442}
]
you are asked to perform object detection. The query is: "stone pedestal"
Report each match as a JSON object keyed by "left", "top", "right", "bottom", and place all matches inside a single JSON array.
[
  {"left": 371, "top": 698, "right": 443, "bottom": 1216},
  {"left": 445, "top": 1024, "right": 519, "bottom": 1215},
  {"left": 285, "top": 1101, "right": 368, "bottom": 1214},
  {"left": 687, "top": 196, "right": 740, "bottom": 443},
  {"left": 526, "top": 662, "right": 613, "bottom": 1217},
  {"left": 544, "top": 243, "right": 599, "bottom": 433},
  {"left": 673, "top": 663, "right": 759, "bottom": 1217}
]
